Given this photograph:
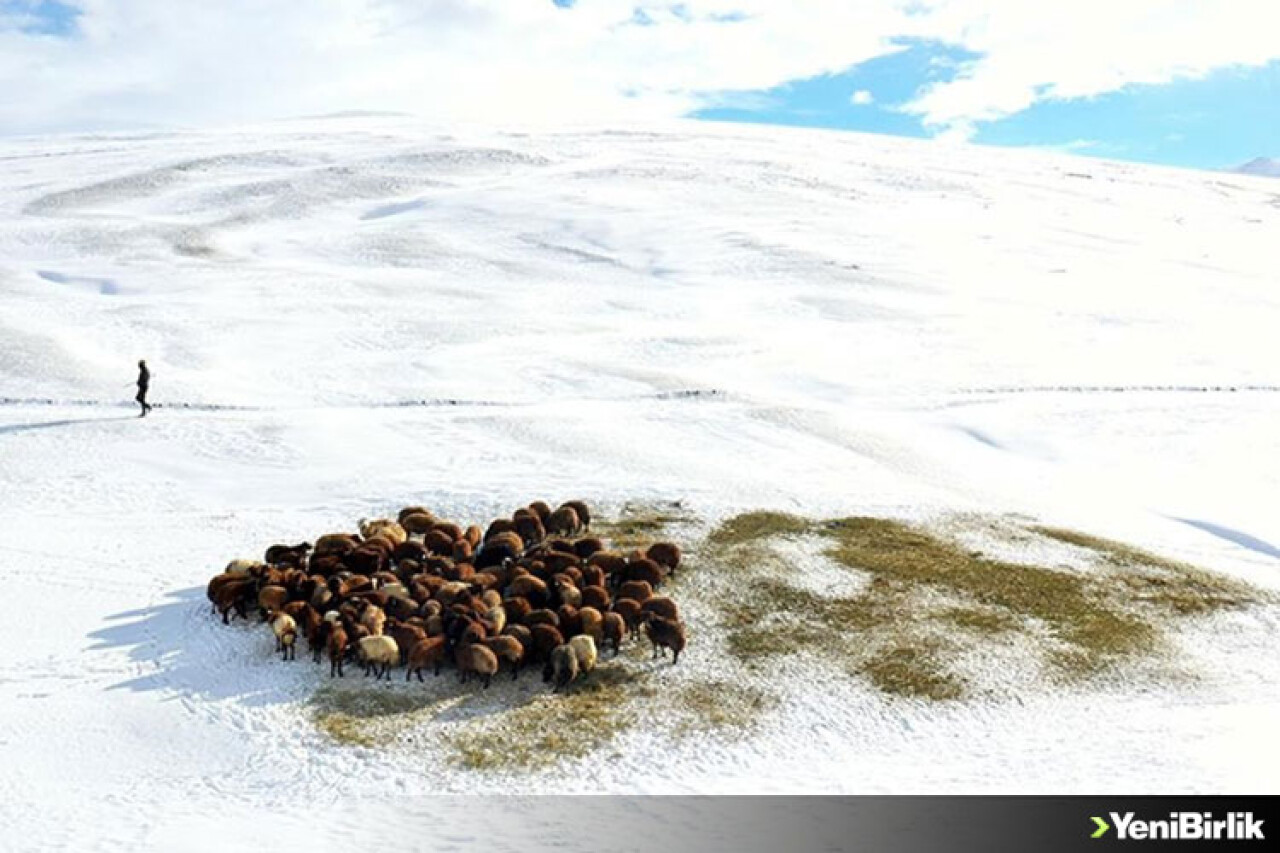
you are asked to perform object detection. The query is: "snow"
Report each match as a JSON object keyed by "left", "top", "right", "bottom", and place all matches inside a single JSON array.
[{"left": 1, "top": 115, "right": 1279, "bottom": 847}]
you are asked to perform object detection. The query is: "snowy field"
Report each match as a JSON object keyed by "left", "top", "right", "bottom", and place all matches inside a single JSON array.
[{"left": 1, "top": 115, "right": 1278, "bottom": 848}]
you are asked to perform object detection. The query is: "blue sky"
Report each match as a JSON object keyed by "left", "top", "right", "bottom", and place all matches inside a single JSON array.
[
  {"left": 0, "top": 2, "right": 1275, "bottom": 171},
  {"left": 696, "top": 40, "right": 1280, "bottom": 170}
]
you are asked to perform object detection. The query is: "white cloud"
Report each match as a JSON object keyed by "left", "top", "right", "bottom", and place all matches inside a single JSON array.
[
  {"left": 0, "top": 1, "right": 1276, "bottom": 137},
  {"left": 851, "top": 89, "right": 874, "bottom": 106}
]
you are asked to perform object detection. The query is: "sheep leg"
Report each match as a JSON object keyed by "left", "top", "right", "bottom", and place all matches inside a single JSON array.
[
  {"left": 483, "top": 673, "right": 492, "bottom": 689},
  {"left": 434, "top": 660, "right": 442, "bottom": 677},
  {"left": 672, "top": 648, "right": 680, "bottom": 664}
]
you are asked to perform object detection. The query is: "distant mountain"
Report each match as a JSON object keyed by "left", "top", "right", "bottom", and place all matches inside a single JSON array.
[{"left": 1233, "top": 157, "right": 1280, "bottom": 178}]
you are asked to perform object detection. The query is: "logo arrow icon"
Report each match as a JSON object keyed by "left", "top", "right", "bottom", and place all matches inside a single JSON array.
[{"left": 1091, "top": 816, "right": 1111, "bottom": 839}]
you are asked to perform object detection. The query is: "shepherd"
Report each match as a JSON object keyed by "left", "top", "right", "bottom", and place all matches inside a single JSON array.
[{"left": 136, "top": 359, "right": 152, "bottom": 417}]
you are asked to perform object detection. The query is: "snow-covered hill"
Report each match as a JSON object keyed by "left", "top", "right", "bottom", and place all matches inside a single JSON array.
[{"left": 2, "top": 116, "right": 1279, "bottom": 848}]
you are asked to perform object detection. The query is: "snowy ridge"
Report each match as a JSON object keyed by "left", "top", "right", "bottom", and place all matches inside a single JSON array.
[{"left": 1, "top": 116, "right": 1279, "bottom": 848}]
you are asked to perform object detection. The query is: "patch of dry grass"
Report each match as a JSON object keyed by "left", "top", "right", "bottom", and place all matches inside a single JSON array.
[
  {"left": 703, "top": 512, "right": 1269, "bottom": 702},
  {"left": 446, "top": 667, "right": 654, "bottom": 771}
]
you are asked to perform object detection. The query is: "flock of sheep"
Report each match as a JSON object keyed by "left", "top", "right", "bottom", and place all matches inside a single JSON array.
[{"left": 205, "top": 500, "right": 688, "bottom": 691}]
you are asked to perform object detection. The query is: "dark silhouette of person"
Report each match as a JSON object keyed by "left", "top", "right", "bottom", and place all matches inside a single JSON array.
[{"left": 136, "top": 359, "right": 152, "bottom": 417}]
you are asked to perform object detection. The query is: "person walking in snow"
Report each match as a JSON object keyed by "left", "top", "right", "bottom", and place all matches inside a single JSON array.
[{"left": 136, "top": 359, "right": 152, "bottom": 417}]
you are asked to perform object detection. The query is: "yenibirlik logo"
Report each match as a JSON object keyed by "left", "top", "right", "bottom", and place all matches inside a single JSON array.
[{"left": 1091, "top": 812, "right": 1265, "bottom": 841}]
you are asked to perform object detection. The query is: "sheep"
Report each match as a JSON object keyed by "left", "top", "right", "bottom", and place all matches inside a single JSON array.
[
  {"left": 525, "top": 608, "right": 560, "bottom": 629},
  {"left": 513, "top": 514, "right": 546, "bottom": 546},
  {"left": 214, "top": 579, "right": 255, "bottom": 624},
  {"left": 357, "top": 603, "right": 387, "bottom": 637},
  {"left": 483, "top": 636, "right": 525, "bottom": 680},
  {"left": 506, "top": 575, "right": 548, "bottom": 607},
  {"left": 455, "top": 643, "right": 500, "bottom": 689},
  {"left": 502, "top": 596, "right": 532, "bottom": 625},
  {"left": 573, "top": 537, "right": 605, "bottom": 560},
  {"left": 313, "top": 533, "right": 360, "bottom": 556},
  {"left": 545, "top": 506, "right": 581, "bottom": 537},
  {"left": 397, "top": 505, "right": 434, "bottom": 523},
  {"left": 356, "top": 635, "right": 399, "bottom": 680},
  {"left": 561, "top": 500, "right": 592, "bottom": 530},
  {"left": 623, "top": 557, "right": 665, "bottom": 588},
  {"left": 502, "top": 624, "right": 533, "bottom": 660},
  {"left": 641, "top": 596, "right": 680, "bottom": 622},
  {"left": 255, "top": 584, "right": 289, "bottom": 620},
  {"left": 528, "top": 501, "right": 553, "bottom": 523},
  {"left": 389, "top": 620, "right": 428, "bottom": 665},
  {"left": 617, "top": 580, "right": 654, "bottom": 603},
  {"left": 268, "top": 610, "right": 298, "bottom": 660},
  {"left": 553, "top": 577, "right": 582, "bottom": 609},
  {"left": 568, "top": 634, "right": 598, "bottom": 676},
  {"left": 581, "top": 584, "right": 611, "bottom": 612},
  {"left": 587, "top": 551, "right": 628, "bottom": 577},
  {"left": 530, "top": 624, "right": 565, "bottom": 664},
  {"left": 431, "top": 521, "right": 464, "bottom": 543},
  {"left": 646, "top": 542, "right": 682, "bottom": 575},
  {"left": 602, "top": 612, "right": 625, "bottom": 655},
  {"left": 405, "top": 636, "right": 447, "bottom": 681},
  {"left": 611, "top": 598, "right": 644, "bottom": 636},
  {"left": 578, "top": 606, "right": 604, "bottom": 644},
  {"left": 399, "top": 512, "right": 437, "bottom": 536},
  {"left": 557, "top": 604, "right": 582, "bottom": 638},
  {"left": 463, "top": 525, "right": 483, "bottom": 549},
  {"left": 543, "top": 644, "right": 579, "bottom": 692},
  {"left": 358, "top": 518, "right": 408, "bottom": 546},
  {"left": 484, "top": 519, "right": 518, "bottom": 541},
  {"left": 642, "top": 614, "right": 687, "bottom": 663},
  {"left": 452, "top": 539, "right": 474, "bottom": 562},
  {"left": 224, "top": 558, "right": 265, "bottom": 574},
  {"left": 264, "top": 542, "right": 311, "bottom": 568},
  {"left": 422, "top": 529, "right": 454, "bottom": 557},
  {"left": 327, "top": 623, "right": 349, "bottom": 677},
  {"left": 207, "top": 570, "right": 250, "bottom": 614}
]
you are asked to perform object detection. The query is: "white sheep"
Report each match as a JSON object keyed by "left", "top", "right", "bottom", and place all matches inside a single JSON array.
[
  {"left": 356, "top": 634, "right": 399, "bottom": 680},
  {"left": 268, "top": 611, "right": 297, "bottom": 661},
  {"left": 568, "top": 634, "right": 598, "bottom": 676}
]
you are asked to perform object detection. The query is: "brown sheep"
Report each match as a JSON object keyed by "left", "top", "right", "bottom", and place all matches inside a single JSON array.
[
  {"left": 587, "top": 551, "right": 627, "bottom": 577},
  {"left": 580, "top": 584, "right": 611, "bottom": 612},
  {"left": 392, "top": 540, "right": 428, "bottom": 564},
  {"left": 541, "top": 551, "right": 581, "bottom": 575},
  {"left": 602, "top": 612, "right": 625, "bottom": 655},
  {"left": 573, "top": 537, "right": 605, "bottom": 559},
  {"left": 646, "top": 542, "right": 682, "bottom": 575},
  {"left": 557, "top": 604, "right": 582, "bottom": 638},
  {"left": 545, "top": 506, "right": 580, "bottom": 537},
  {"left": 528, "top": 500, "right": 553, "bottom": 523},
  {"left": 256, "top": 584, "right": 289, "bottom": 620},
  {"left": 389, "top": 621, "right": 428, "bottom": 665},
  {"left": 405, "top": 636, "right": 447, "bottom": 680},
  {"left": 484, "top": 519, "right": 518, "bottom": 541},
  {"left": 327, "top": 623, "right": 349, "bottom": 677},
  {"left": 617, "top": 580, "right": 654, "bottom": 603},
  {"left": 264, "top": 542, "right": 311, "bottom": 568},
  {"left": 642, "top": 614, "right": 687, "bottom": 663},
  {"left": 463, "top": 525, "right": 483, "bottom": 549},
  {"left": 483, "top": 636, "right": 525, "bottom": 680},
  {"left": 624, "top": 557, "right": 665, "bottom": 588},
  {"left": 561, "top": 500, "right": 592, "bottom": 530},
  {"left": 397, "top": 505, "right": 433, "bottom": 523},
  {"left": 513, "top": 513, "right": 546, "bottom": 546},
  {"left": 313, "top": 533, "right": 360, "bottom": 556},
  {"left": 553, "top": 577, "right": 582, "bottom": 609},
  {"left": 455, "top": 643, "right": 499, "bottom": 688},
  {"left": 502, "top": 596, "right": 532, "bottom": 625},
  {"left": 578, "top": 606, "right": 604, "bottom": 644},
  {"left": 524, "top": 608, "right": 560, "bottom": 629},
  {"left": 399, "top": 512, "right": 437, "bottom": 536},
  {"left": 431, "top": 521, "right": 464, "bottom": 543},
  {"left": 641, "top": 596, "right": 680, "bottom": 622},
  {"left": 207, "top": 570, "right": 249, "bottom": 614},
  {"left": 611, "top": 598, "right": 643, "bottom": 636},
  {"left": 506, "top": 575, "right": 548, "bottom": 607},
  {"left": 530, "top": 624, "right": 565, "bottom": 663},
  {"left": 452, "top": 540, "right": 474, "bottom": 562},
  {"left": 422, "top": 529, "right": 454, "bottom": 557},
  {"left": 581, "top": 565, "right": 607, "bottom": 589},
  {"left": 502, "top": 624, "right": 533, "bottom": 659}
]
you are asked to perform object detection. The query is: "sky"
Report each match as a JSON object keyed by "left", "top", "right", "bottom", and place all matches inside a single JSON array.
[{"left": 0, "top": 0, "right": 1276, "bottom": 170}]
